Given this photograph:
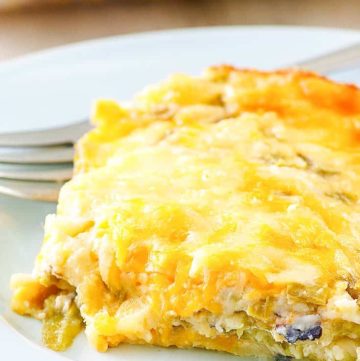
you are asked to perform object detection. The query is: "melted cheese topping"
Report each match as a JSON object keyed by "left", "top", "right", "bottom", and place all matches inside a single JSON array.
[{"left": 11, "top": 66, "right": 360, "bottom": 360}]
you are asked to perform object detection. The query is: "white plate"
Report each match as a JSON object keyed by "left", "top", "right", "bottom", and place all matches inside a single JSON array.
[{"left": 1, "top": 26, "right": 360, "bottom": 361}]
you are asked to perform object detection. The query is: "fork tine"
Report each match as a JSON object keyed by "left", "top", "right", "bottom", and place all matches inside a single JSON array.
[
  {"left": 0, "top": 145, "right": 74, "bottom": 164},
  {"left": 0, "top": 178, "right": 62, "bottom": 202},
  {"left": 0, "top": 120, "right": 91, "bottom": 147},
  {"left": 0, "top": 164, "right": 72, "bottom": 181}
]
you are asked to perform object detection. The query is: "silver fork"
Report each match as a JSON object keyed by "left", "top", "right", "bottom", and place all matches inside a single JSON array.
[
  {"left": 1, "top": 41, "right": 360, "bottom": 202},
  {"left": 0, "top": 120, "right": 91, "bottom": 201}
]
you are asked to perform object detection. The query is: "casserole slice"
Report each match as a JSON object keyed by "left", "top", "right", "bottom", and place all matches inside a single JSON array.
[{"left": 11, "top": 66, "right": 360, "bottom": 361}]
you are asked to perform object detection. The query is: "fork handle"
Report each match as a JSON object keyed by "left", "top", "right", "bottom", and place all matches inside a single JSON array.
[{"left": 293, "top": 42, "right": 360, "bottom": 74}]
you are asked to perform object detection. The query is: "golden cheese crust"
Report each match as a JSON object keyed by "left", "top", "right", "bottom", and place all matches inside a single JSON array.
[{"left": 11, "top": 66, "right": 360, "bottom": 360}]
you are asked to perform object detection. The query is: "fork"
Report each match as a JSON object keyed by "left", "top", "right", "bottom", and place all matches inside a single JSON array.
[
  {"left": 0, "top": 120, "right": 91, "bottom": 201},
  {"left": 2, "top": 41, "right": 360, "bottom": 202}
]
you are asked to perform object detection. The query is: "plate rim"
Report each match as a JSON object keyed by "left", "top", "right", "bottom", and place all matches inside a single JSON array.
[{"left": 1, "top": 24, "right": 360, "bottom": 70}]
